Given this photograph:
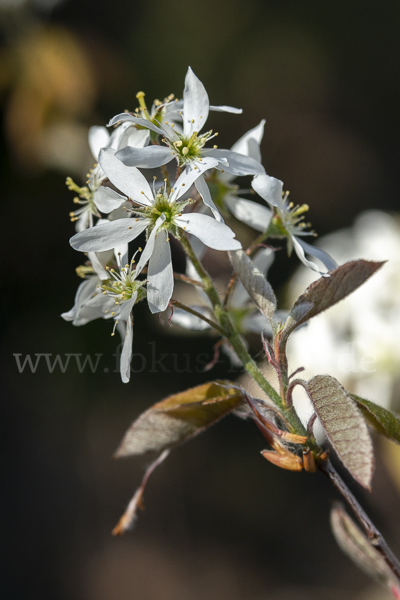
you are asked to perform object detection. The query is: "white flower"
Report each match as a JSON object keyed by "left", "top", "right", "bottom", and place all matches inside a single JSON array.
[
  {"left": 230, "top": 173, "right": 337, "bottom": 275},
  {"left": 67, "top": 124, "right": 134, "bottom": 231},
  {"left": 107, "top": 67, "right": 265, "bottom": 220},
  {"left": 69, "top": 149, "right": 242, "bottom": 314},
  {"left": 62, "top": 249, "right": 146, "bottom": 383}
]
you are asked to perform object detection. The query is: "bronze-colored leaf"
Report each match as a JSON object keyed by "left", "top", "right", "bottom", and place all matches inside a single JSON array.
[
  {"left": 115, "top": 381, "right": 243, "bottom": 457},
  {"left": 331, "top": 504, "right": 400, "bottom": 594},
  {"left": 306, "top": 375, "right": 374, "bottom": 489},
  {"left": 229, "top": 250, "right": 276, "bottom": 321},
  {"left": 282, "top": 260, "right": 384, "bottom": 345},
  {"left": 351, "top": 395, "right": 400, "bottom": 445}
]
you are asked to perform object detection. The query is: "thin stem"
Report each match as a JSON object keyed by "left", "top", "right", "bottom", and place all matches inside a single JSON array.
[
  {"left": 173, "top": 272, "right": 204, "bottom": 288},
  {"left": 180, "top": 234, "right": 283, "bottom": 409},
  {"left": 169, "top": 299, "right": 226, "bottom": 336},
  {"left": 319, "top": 460, "right": 400, "bottom": 582}
]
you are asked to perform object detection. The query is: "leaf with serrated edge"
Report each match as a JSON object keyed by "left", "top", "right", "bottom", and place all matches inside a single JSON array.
[
  {"left": 351, "top": 395, "right": 400, "bottom": 445},
  {"left": 229, "top": 250, "right": 276, "bottom": 321},
  {"left": 282, "top": 260, "right": 384, "bottom": 344},
  {"left": 115, "top": 381, "right": 243, "bottom": 457},
  {"left": 306, "top": 375, "right": 374, "bottom": 489},
  {"left": 331, "top": 504, "right": 399, "bottom": 592}
]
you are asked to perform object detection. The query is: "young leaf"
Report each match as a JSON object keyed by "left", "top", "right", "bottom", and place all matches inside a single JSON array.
[
  {"left": 351, "top": 394, "right": 400, "bottom": 445},
  {"left": 229, "top": 249, "right": 276, "bottom": 321},
  {"left": 115, "top": 381, "right": 244, "bottom": 457},
  {"left": 306, "top": 375, "right": 374, "bottom": 489},
  {"left": 331, "top": 504, "right": 400, "bottom": 595},
  {"left": 282, "top": 260, "right": 384, "bottom": 344}
]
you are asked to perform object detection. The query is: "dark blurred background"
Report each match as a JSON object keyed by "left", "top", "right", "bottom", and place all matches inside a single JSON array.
[{"left": 2, "top": 1, "right": 400, "bottom": 599}]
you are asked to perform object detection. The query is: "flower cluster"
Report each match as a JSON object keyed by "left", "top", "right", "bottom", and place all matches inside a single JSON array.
[{"left": 63, "top": 67, "right": 336, "bottom": 382}]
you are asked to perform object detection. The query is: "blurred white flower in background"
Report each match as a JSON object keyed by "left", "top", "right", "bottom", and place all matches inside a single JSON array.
[{"left": 287, "top": 210, "right": 400, "bottom": 414}]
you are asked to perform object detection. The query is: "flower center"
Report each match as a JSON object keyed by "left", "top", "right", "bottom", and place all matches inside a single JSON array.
[{"left": 273, "top": 193, "right": 313, "bottom": 238}]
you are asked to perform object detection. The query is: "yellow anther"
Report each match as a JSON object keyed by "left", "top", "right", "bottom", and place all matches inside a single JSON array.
[
  {"left": 174, "top": 140, "right": 183, "bottom": 147},
  {"left": 213, "top": 145, "right": 218, "bottom": 149},
  {"left": 191, "top": 119, "right": 194, "bottom": 123},
  {"left": 182, "top": 147, "right": 189, "bottom": 155}
]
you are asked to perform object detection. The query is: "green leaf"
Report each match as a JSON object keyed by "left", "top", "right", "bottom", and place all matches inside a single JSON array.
[
  {"left": 281, "top": 260, "right": 384, "bottom": 345},
  {"left": 351, "top": 394, "right": 400, "bottom": 445},
  {"left": 306, "top": 375, "right": 374, "bottom": 489},
  {"left": 331, "top": 504, "right": 400, "bottom": 593},
  {"left": 229, "top": 249, "right": 276, "bottom": 321},
  {"left": 115, "top": 381, "right": 244, "bottom": 457}
]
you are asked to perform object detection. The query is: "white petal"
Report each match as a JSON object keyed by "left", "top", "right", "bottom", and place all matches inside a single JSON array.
[
  {"left": 202, "top": 149, "right": 264, "bottom": 176},
  {"left": 251, "top": 174, "right": 284, "bottom": 208},
  {"left": 209, "top": 105, "right": 243, "bottom": 114},
  {"left": 170, "top": 157, "right": 219, "bottom": 203},
  {"left": 175, "top": 213, "right": 241, "bottom": 251},
  {"left": 73, "top": 293, "right": 115, "bottom": 325},
  {"left": 108, "top": 122, "right": 135, "bottom": 150},
  {"left": 94, "top": 186, "right": 126, "bottom": 213},
  {"left": 194, "top": 175, "right": 223, "bottom": 222},
  {"left": 183, "top": 67, "right": 209, "bottom": 136},
  {"left": 61, "top": 277, "right": 98, "bottom": 322},
  {"left": 99, "top": 148, "right": 153, "bottom": 204},
  {"left": 123, "top": 128, "right": 150, "bottom": 148},
  {"left": 107, "top": 113, "right": 164, "bottom": 136},
  {"left": 120, "top": 315, "right": 133, "bottom": 383},
  {"left": 119, "top": 294, "right": 137, "bottom": 322},
  {"left": 88, "top": 126, "right": 110, "bottom": 160},
  {"left": 230, "top": 120, "right": 265, "bottom": 163},
  {"left": 70, "top": 217, "right": 149, "bottom": 252},
  {"left": 88, "top": 251, "right": 109, "bottom": 280},
  {"left": 225, "top": 196, "right": 271, "bottom": 232},
  {"left": 116, "top": 145, "right": 175, "bottom": 169},
  {"left": 135, "top": 214, "right": 166, "bottom": 274},
  {"left": 293, "top": 236, "right": 337, "bottom": 274},
  {"left": 147, "top": 231, "right": 174, "bottom": 314}
]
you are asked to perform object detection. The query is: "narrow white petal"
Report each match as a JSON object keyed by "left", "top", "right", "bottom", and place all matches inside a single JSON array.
[
  {"left": 209, "top": 105, "right": 243, "bottom": 114},
  {"left": 225, "top": 196, "right": 271, "bottom": 232},
  {"left": 176, "top": 213, "right": 241, "bottom": 250},
  {"left": 108, "top": 122, "right": 135, "bottom": 150},
  {"left": 230, "top": 120, "right": 265, "bottom": 163},
  {"left": 94, "top": 186, "right": 126, "bottom": 213},
  {"left": 123, "top": 128, "right": 150, "bottom": 148},
  {"left": 70, "top": 218, "right": 149, "bottom": 252},
  {"left": 170, "top": 157, "right": 219, "bottom": 203},
  {"left": 88, "top": 251, "right": 109, "bottom": 280},
  {"left": 147, "top": 231, "right": 174, "bottom": 314},
  {"left": 116, "top": 145, "right": 175, "bottom": 170},
  {"left": 291, "top": 236, "right": 327, "bottom": 276},
  {"left": 183, "top": 67, "right": 209, "bottom": 136},
  {"left": 88, "top": 126, "right": 110, "bottom": 160},
  {"left": 120, "top": 315, "right": 134, "bottom": 383},
  {"left": 202, "top": 149, "right": 264, "bottom": 176},
  {"left": 107, "top": 113, "right": 164, "bottom": 136},
  {"left": 194, "top": 176, "right": 223, "bottom": 222},
  {"left": 61, "top": 277, "right": 98, "bottom": 322},
  {"left": 73, "top": 293, "right": 115, "bottom": 326},
  {"left": 135, "top": 214, "right": 166, "bottom": 275},
  {"left": 119, "top": 294, "right": 137, "bottom": 323},
  {"left": 99, "top": 148, "right": 153, "bottom": 204},
  {"left": 293, "top": 237, "right": 338, "bottom": 273},
  {"left": 251, "top": 174, "right": 284, "bottom": 208}
]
